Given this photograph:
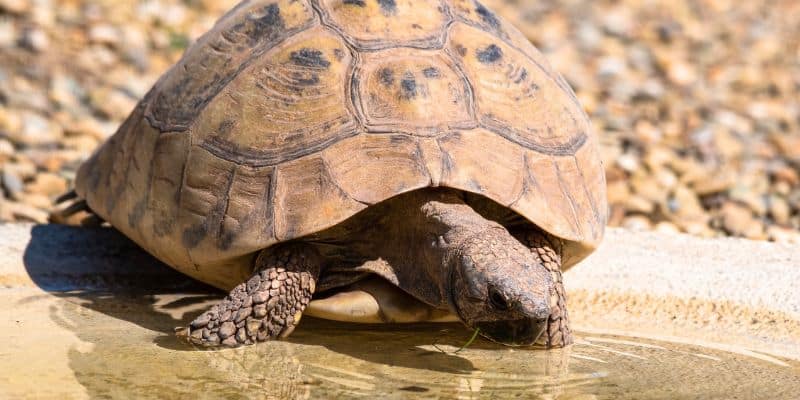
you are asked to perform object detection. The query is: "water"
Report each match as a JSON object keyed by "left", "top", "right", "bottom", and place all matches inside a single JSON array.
[{"left": 20, "top": 292, "right": 799, "bottom": 399}]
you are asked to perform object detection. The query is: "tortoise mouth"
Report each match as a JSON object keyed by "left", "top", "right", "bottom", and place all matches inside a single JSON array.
[{"left": 475, "top": 319, "right": 547, "bottom": 346}]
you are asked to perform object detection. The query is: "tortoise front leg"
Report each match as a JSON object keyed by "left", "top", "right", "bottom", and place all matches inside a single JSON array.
[
  {"left": 514, "top": 229, "right": 573, "bottom": 348},
  {"left": 181, "top": 243, "right": 322, "bottom": 347}
]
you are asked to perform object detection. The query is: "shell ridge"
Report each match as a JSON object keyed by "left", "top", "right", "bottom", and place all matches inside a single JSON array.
[
  {"left": 572, "top": 155, "right": 601, "bottom": 240},
  {"left": 551, "top": 157, "right": 582, "bottom": 238}
]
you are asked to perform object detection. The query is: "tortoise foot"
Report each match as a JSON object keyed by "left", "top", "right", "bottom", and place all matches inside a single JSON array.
[
  {"left": 515, "top": 229, "right": 573, "bottom": 348},
  {"left": 181, "top": 244, "right": 321, "bottom": 348}
]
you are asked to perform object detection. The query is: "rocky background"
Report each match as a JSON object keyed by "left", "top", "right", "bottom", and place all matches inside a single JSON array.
[{"left": 0, "top": 0, "right": 798, "bottom": 243}]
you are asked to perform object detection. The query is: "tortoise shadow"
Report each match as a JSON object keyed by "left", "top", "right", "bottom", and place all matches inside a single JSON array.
[
  {"left": 23, "top": 224, "right": 481, "bottom": 373},
  {"left": 23, "top": 224, "right": 216, "bottom": 335}
]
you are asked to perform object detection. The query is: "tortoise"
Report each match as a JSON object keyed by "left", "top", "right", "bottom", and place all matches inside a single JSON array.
[{"left": 55, "top": 0, "right": 606, "bottom": 348}]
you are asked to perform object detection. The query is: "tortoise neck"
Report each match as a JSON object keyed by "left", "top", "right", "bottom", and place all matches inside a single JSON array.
[{"left": 410, "top": 191, "right": 508, "bottom": 306}]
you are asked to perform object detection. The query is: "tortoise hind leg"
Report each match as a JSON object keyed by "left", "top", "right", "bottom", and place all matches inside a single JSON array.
[
  {"left": 181, "top": 243, "right": 322, "bottom": 348},
  {"left": 514, "top": 229, "right": 573, "bottom": 348},
  {"left": 49, "top": 190, "right": 105, "bottom": 226}
]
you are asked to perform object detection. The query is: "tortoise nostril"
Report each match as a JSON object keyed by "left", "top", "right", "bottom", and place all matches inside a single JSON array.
[{"left": 488, "top": 286, "right": 511, "bottom": 311}]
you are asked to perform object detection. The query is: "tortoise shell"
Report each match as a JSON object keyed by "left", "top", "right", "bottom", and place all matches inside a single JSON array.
[{"left": 75, "top": 0, "right": 607, "bottom": 290}]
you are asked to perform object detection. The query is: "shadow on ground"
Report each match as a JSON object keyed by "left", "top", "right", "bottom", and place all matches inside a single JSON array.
[{"left": 21, "top": 224, "right": 489, "bottom": 375}]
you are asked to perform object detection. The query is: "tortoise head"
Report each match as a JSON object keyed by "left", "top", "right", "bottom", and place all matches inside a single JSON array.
[{"left": 448, "top": 229, "right": 554, "bottom": 346}]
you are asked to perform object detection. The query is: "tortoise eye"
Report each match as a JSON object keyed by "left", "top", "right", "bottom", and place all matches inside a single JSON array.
[{"left": 488, "top": 286, "right": 511, "bottom": 311}]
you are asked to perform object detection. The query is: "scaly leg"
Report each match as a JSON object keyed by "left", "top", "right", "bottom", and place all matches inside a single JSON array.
[
  {"left": 181, "top": 243, "right": 322, "bottom": 347},
  {"left": 514, "top": 229, "right": 573, "bottom": 348}
]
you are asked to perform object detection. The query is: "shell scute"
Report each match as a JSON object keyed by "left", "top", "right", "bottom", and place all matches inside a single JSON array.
[
  {"left": 146, "top": 0, "right": 317, "bottom": 132},
  {"left": 447, "top": 23, "right": 589, "bottom": 156}
]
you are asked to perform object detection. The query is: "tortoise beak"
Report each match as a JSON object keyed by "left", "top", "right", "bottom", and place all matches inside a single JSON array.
[{"left": 475, "top": 318, "right": 548, "bottom": 346}]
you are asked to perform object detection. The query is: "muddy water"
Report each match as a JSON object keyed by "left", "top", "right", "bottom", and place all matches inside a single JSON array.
[{"left": 8, "top": 291, "right": 797, "bottom": 400}]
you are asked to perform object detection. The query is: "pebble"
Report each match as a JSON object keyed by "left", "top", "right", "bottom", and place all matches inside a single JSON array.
[
  {"left": 1, "top": 168, "right": 24, "bottom": 198},
  {"left": 25, "top": 172, "right": 67, "bottom": 197},
  {"left": 719, "top": 202, "right": 765, "bottom": 240},
  {"left": 621, "top": 215, "right": 652, "bottom": 231},
  {"left": 10, "top": 111, "right": 64, "bottom": 146},
  {"left": 19, "top": 27, "right": 49, "bottom": 52}
]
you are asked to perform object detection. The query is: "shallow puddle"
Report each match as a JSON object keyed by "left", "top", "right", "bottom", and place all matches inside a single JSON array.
[{"left": 9, "top": 291, "right": 796, "bottom": 399}]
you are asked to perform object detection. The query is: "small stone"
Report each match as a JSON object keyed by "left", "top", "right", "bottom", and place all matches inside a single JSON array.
[
  {"left": 25, "top": 172, "right": 67, "bottom": 197},
  {"left": 19, "top": 27, "right": 49, "bottom": 52},
  {"left": 221, "top": 337, "right": 237, "bottom": 347},
  {"left": 616, "top": 153, "right": 639, "bottom": 172},
  {"left": 719, "top": 202, "right": 765, "bottom": 239},
  {"left": 0, "top": 0, "right": 31, "bottom": 14},
  {"left": 220, "top": 310, "right": 232, "bottom": 322},
  {"left": 88, "top": 24, "right": 120, "bottom": 46},
  {"left": 89, "top": 87, "right": 137, "bottom": 120},
  {"left": 1, "top": 200, "right": 48, "bottom": 223},
  {"left": 654, "top": 221, "right": 680, "bottom": 234},
  {"left": 2, "top": 168, "right": 24, "bottom": 198},
  {"left": 271, "top": 280, "right": 280, "bottom": 289},
  {"left": 767, "top": 226, "right": 800, "bottom": 244},
  {"left": 10, "top": 111, "right": 64, "bottom": 146},
  {"left": 621, "top": 215, "right": 653, "bottom": 231},
  {"left": 771, "top": 134, "right": 800, "bottom": 162},
  {"left": 218, "top": 321, "right": 236, "bottom": 339},
  {"left": 768, "top": 195, "right": 791, "bottom": 225}
]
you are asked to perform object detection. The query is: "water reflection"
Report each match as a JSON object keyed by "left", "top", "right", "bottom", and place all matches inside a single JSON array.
[
  {"left": 47, "top": 292, "right": 799, "bottom": 399},
  {"left": 20, "top": 225, "right": 800, "bottom": 399}
]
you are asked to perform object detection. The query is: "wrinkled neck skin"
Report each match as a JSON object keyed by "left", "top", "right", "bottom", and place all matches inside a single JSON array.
[
  {"left": 416, "top": 194, "right": 508, "bottom": 307},
  {"left": 310, "top": 189, "right": 510, "bottom": 309}
]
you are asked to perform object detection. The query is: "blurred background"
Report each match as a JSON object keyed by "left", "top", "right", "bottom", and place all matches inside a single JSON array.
[{"left": 0, "top": 0, "right": 797, "bottom": 243}]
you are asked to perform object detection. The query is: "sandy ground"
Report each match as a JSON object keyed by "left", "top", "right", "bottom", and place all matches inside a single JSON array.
[
  {"left": 566, "top": 228, "right": 800, "bottom": 361},
  {"left": 0, "top": 223, "right": 798, "bottom": 398}
]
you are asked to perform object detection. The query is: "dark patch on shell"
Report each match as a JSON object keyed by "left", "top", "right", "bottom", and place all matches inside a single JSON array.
[
  {"left": 289, "top": 48, "right": 331, "bottom": 68},
  {"left": 182, "top": 223, "right": 208, "bottom": 249},
  {"left": 477, "top": 44, "right": 503, "bottom": 63},
  {"left": 291, "top": 71, "right": 320, "bottom": 86},
  {"left": 379, "top": 67, "right": 394, "bottom": 86},
  {"left": 454, "top": 43, "right": 468, "bottom": 57},
  {"left": 516, "top": 68, "right": 528, "bottom": 84},
  {"left": 147, "top": 3, "right": 289, "bottom": 132},
  {"left": 343, "top": 0, "right": 366, "bottom": 6},
  {"left": 128, "top": 199, "right": 146, "bottom": 229},
  {"left": 377, "top": 0, "right": 397, "bottom": 15},
  {"left": 422, "top": 67, "right": 441, "bottom": 78},
  {"left": 400, "top": 72, "right": 417, "bottom": 99},
  {"left": 217, "top": 120, "right": 236, "bottom": 136},
  {"left": 475, "top": 2, "right": 500, "bottom": 30},
  {"left": 333, "top": 48, "right": 345, "bottom": 61}
]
